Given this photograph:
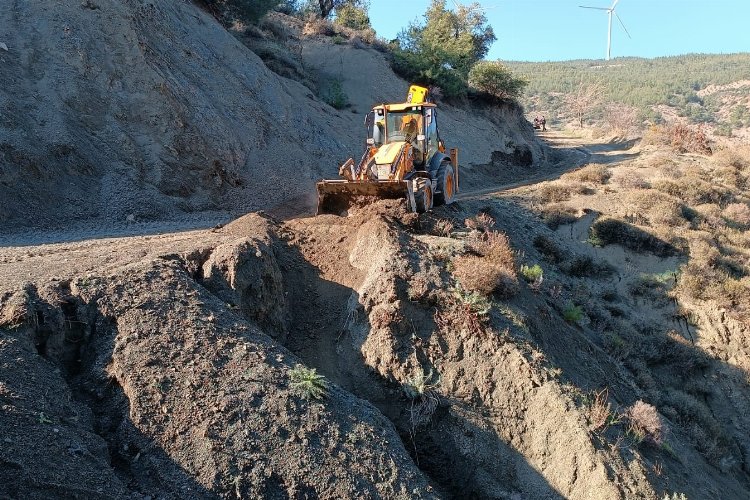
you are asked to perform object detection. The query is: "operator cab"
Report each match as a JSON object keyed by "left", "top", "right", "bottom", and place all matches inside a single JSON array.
[{"left": 367, "top": 102, "right": 441, "bottom": 170}]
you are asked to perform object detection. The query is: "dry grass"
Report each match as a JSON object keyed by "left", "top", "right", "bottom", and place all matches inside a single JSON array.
[
  {"left": 723, "top": 202, "right": 750, "bottom": 227},
  {"left": 712, "top": 145, "right": 750, "bottom": 171},
  {"left": 616, "top": 171, "right": 651, "bottom": 190},
  {"left": 562, "top": 164, "right": 611, "bottom": 184}
]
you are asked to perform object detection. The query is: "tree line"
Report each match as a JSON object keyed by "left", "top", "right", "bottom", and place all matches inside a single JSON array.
[{"left": 201, "top": 0, "right": 528, "bottom": 102}]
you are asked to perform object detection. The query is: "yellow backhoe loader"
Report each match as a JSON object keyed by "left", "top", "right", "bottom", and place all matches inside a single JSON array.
[{"left": 316, "top": 84, "right": 459, "bottom": 214}]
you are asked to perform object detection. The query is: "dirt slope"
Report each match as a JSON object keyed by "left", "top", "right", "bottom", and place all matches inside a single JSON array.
[
  {"left": 3, "top": 134, "right": 750, "bottom": 498},
  {"left": 0, "top": 2, "right": 542, "bottom": 235},
  {"left": 1, "top": 214, "right": 437, "bottom": 499}
]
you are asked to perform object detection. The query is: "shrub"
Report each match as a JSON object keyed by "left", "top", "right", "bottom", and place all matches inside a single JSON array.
[
  {"left": 616, "top": 172, "right": 651, "bottom": 190},
  {"left": 520, "top": 264, "right": 543, "bottom": 282},
  {"left": 712, "top": 146, "right": 750, "bottom": 170},
  {"left": 533, "top": 235, "right": 565, "bottom": 263},
  {"left": 289, "top": 365, "right": 328, "bottom": 400},
  {"left": 470, "top": 230, "right": 516, "bottom": 269},
  {"left": 404, "top": 368, "right": 440, "bottom": 429},
  {"left": 303, "top": 15, "right": 335, "bottom": 36},
  {"left": 452, "top": 255, "right": 517, "bottom": 298},
  {"left": 643, "top": 123, "right": 712, "bottom": 155},
  {"left": 626, "top": 400, "right": 665, "bottom": 445},
  {"left": 587, "top": 388, "right": 618, "bottom": 432},
  {"left": 536, "top": 183, "right": 572, "bottom": 203},
  {"left": 450, "top": 285, "right": 492, "bottom": 316},
  {"left": 333, "top": 3, "right": 370, "bottom": 30},
  {"left": 452, "top": 230, "right": 518, "bottom": 297},
  {"left": 565, "top": 255, "right": 613, "bottom": 278},
  {"left": 465, "top": 212, "right": 495, "bottom": 232},
  {"left": 404, "top": 368, "right": 440, "bottom": 399},
  {"left": 322, "top": 79, "right": 348, "bottom": 109},
  {"left": 723, "top": 202, "right": 750, "bottom": 227},
  {"left": 563, "top": 164, "right": 611, "bottom": 184},
  {"left": 590, "top": 218, "right": 677, "bottom": 257},
  {"left": 202, "top": 0, "right": 278, "bottom": 25},
  {"left": 468, "top": 60, "right": 528, "bottom": 100},
  {"left": 563, "top": 303, "right": 584, "bottom": 323},
  {"left": 540, "top": 206, "right": 578, "bottom": 229}
]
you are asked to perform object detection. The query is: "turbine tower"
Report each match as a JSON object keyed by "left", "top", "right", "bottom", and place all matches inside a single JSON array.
[{"left": 580, "top": 0, "right": 631, "bottom": 60}]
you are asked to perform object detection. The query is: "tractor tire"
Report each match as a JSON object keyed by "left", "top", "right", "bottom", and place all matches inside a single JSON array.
[
  {"left": 414, "top": 178, "right": 433, "bottom": 213},
  {"left": 433, "top": 162, "right": 456, "bottom": 206}
]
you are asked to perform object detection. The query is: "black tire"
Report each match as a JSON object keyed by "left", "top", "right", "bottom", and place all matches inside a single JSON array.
[
  {"left": 414, "top": 178, "right": 433, "bottom": 213},
  {"left": 433, "top": 162, "right": 456, "bottom": 206}
]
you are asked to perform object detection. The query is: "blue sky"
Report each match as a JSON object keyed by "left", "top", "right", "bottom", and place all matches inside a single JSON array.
[{"left": 369, "top": 0, "right": 750, "bottom": 62}]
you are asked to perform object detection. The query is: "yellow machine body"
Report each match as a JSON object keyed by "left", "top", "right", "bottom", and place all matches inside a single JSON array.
[{"left": 316, "top": 85, "right": 459, "bottom": 215}]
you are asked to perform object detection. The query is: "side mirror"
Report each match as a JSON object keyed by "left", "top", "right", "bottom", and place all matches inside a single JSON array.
[
  {"left": 366, "top": 138, "right": 375, "bottom": 145},
  {"left": 417, "top": 134, "right": 426, "bottom": 141}
]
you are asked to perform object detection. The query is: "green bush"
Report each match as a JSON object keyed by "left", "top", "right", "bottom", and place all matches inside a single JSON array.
[
  {"left": 290, "top": 365, "right": 328, "bottom": 399},
  {"left": 563, "top": 303, "right": 584, "bottom": 324},
  {"left": 468, "top": 60, "right": 528, "bottom": 100},
  {"left": 334, "top": 3, "right": 370, "bottom": 30},
  {"left": 520, "top": 264, "right": 543, "bottom": 282},
  {"left": 323, "top": 79, "right": 348, "bottom": 109}
]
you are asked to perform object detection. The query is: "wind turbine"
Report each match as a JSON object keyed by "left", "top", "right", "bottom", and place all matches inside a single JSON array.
[{"left": 580, "top": 0, "right": 631, "bottom": 61}]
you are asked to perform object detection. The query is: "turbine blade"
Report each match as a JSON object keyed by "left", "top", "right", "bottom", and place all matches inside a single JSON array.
[
  {"left": 611, "top": 0, "right": 620, "bottom": 9},
  {"left": 579, "top": 5, "right": 610, "bottom": 10},
  {"left": 615, "top": 12, "right": 632, "bottom": 38}
]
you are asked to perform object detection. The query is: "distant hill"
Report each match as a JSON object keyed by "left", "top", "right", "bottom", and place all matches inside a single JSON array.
[{"left": 507, "top": 53, "right": 750, "bottom": 136}]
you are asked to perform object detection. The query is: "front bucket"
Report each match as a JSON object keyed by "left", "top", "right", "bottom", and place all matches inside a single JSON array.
[{"left": 316, "top": 180, "right": 415, "bottom": 215}]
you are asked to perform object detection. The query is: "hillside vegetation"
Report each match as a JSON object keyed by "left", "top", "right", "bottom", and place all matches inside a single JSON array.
[{"left": 508, "top": 53, "right": 750, "bottom": 132}]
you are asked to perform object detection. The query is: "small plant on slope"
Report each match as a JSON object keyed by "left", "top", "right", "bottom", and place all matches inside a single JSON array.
[
  {"left": 520, "top": 264, "right": 544, "bottom": 288},
  {"left": 451, "top": 285, "right": 492, "bottom": 316},
  {"left": 563, "top": 303, "right": 584, "bottom": 324},
  {"left": 404, "top": 368, "right": 441, "bottom": 429},
  {"left": 289, "top": 365, "right": 328, "bottom": 400},
  {"left": 626, "top": 400, "right": 665, "bottom": 446}
]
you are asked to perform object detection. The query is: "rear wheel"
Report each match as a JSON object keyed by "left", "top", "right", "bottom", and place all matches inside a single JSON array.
[
  {"left": 433, "top": 162, "right": 456, "bottom": 206},
  {"left": 414, "top": 178, "right": 433, "bottom": 213}
]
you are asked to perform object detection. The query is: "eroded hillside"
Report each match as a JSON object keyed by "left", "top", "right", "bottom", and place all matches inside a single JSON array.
[{"left": 0, "top": 1, "right": 541, "bottom": 234}]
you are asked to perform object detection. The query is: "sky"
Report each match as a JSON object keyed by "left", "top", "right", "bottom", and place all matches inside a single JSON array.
[{"left": 368, "top": 0, "right": 750, "bottom": 62}]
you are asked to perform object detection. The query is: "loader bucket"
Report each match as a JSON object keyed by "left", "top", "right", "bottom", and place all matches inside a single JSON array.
[{"left": 316, "top": 180, "right": 415, "bottom": 215}]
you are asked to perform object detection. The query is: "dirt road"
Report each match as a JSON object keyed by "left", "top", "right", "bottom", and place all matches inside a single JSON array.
[{"left": 0, "top": 132, "right": 638, "bottom": 296}]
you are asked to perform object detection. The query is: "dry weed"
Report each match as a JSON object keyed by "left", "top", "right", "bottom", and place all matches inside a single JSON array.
[
  {"left": 302, "top": 16, "right": 334, "bottom": 36},
  {"left": 643, "top": 123, "right": 712, "bottom": 155},
  {"left": 563, "top": 164, "right": 611, "bottom": 184},
  {"left": 588, "top": 388, "right": 616, "bottom": 433},
  {"left": 616, "top": 172, "right": 651, "bottom": 190},
  {"left": 470, "top": 230, "right": 516, "bottom": 269},
  {"left": 452, "top": 254, "right": 505, "bottom": 296},
  {"left": 536, "top": 183, "right": 573, "bottom": 203},
  {"left": 626, "top": 400, "right": 665, "bottom": 445},
  {"left": 465, "top": 212, "right": 495, "bottom": 232},
  {"left": 712, "top": 145, "right": 750, "bottom": 170},
  {"left": 723, "top": 202, "right": 750, "bottom": 227}
]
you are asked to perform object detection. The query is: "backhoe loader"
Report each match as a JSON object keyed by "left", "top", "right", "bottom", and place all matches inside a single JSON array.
[{"left": 316, "top": 84, "right": 459, "bottom": 214}]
